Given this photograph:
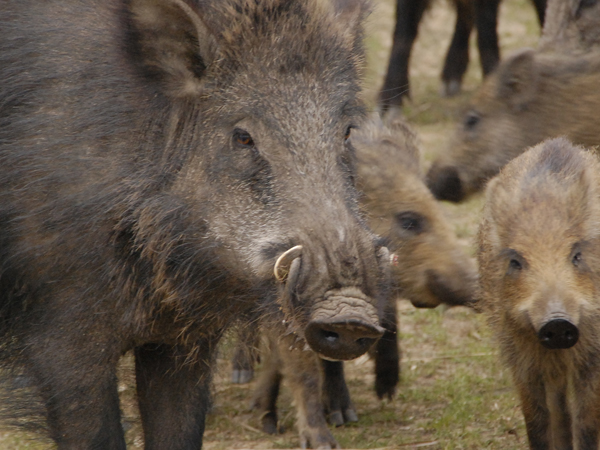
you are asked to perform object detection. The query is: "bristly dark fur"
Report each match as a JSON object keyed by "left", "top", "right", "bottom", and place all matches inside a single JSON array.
[{"left": 0, "top": 0, "right": 386, "bottom": 447}]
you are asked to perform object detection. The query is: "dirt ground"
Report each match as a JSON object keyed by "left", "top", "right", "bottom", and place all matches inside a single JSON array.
[{"left": 0, "top": 0, "right": 544, "bottom": 449}]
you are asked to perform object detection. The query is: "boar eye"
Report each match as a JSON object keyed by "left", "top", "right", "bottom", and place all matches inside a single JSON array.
[
  {"left": 344, "top": 126, "right": 353, "bottom": 142},
  {"left": 395, "top": 212, "right": 425, "bottom": 235},
  {"left": 464, "top": 111, "right": 481, "bottom": 130},
  {"left": 572, "top": 252, "right": 583, "bottom": 266},
  {"left": 233, "top": 129, "right": 255, "bottom": 148}
]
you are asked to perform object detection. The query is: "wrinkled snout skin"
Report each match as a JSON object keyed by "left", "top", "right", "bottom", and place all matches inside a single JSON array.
[
  {"left": 478, "top": 138, "right": 600, "bottom": 449},
  {"left": 426, "top": 47, "right": 600, "bottom": 203},
  {"left": 353, "top": 118, "right": 478, "bottom": 309}
]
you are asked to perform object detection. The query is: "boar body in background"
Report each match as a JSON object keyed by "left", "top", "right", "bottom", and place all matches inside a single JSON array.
[
  {"left": 0, "top": 0, "right": 390, "bottom": 448},
  {"left": 478, "top": 138, "right": 600, "bottom": 449},
  {"left": 427, "top": 48, "right": 600, "bottom": 202},
  {"left": 248, "top": 117, "right": 478, "bottom": 448},
  {"left": 540, "top": 0, "right": 600, "bottom": 53}
]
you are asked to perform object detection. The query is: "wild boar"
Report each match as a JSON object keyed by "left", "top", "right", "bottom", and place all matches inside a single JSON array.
[
  {"left": 478, "top": 137, "right": 600, "bottom": 449},
  {"left": 0, "top": 0, "right": 390, "bottom": 448},
  {"left": 247, "top": 116, "right": 478, "bottom": 448},
  {"left": 426, "top": 0, "right": 600, "bottom": 203}
]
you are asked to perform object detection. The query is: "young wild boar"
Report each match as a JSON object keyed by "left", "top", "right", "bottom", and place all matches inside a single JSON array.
[
  {"left": 0, "top": 0, "right": 391, "bottom": 448},
  {"left": 248, "top": 116, "right": 478, "bottom": 448},
  {"left": 478, "top": 138, "right": 600, "bottom": 449},
  {"left": 426, "top": 0, "right": 600, "bottom": 203}
]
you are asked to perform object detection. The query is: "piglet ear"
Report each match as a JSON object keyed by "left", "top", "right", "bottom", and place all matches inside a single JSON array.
[
  {"left": 129, "top": 0, "right": 219, "bottom": 98},
  {"left": 496, "top": 48, "right": 539, "bottom": 112},
  {"left": 329, "top": 0, "right": 371, "bottom": 43}
]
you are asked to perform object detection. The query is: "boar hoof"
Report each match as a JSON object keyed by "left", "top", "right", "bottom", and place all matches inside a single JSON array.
[
  {"left": 442, "top": 79, "right": 462, "bottom": 97},
  {"left": 260, "top": 411, "right": 280, "bottom": 435},
  {"left": 329, "top": 410, "right": 344, "bottom": 427},
  {"left": 343, "top": 408, "right": 358, "bottom": 423},
  {"left": 305, "top": 318, "right": 384, "bottom": 361},
  {"left": 538, "top": 319, "right": 579, "bottom": 349}
]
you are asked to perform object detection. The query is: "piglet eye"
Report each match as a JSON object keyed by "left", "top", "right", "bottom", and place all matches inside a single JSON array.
[
  {"left": 464, "top": 111, "right": 480, "bottom": 130},
  {"left": 509, "top": 259, "right": 522, "bottom": 271},
  {"left": 233, "top": 129, "right": 255, "bottom": 148},
  {"left": 572, "top": 252, "right": 583, "bottom": 266}
]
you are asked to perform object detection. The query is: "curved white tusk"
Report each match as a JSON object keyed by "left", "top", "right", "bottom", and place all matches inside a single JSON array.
[
  {"left": 274, "top": 245, "right": 303, "bottom": 281},
  {"left": 390, "top": 252, "right": 399, "bottom": 266}
]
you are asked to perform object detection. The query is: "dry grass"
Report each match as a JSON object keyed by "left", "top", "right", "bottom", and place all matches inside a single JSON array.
[{"left": 0, "top": 0, "right": 544, "bottom": 448}]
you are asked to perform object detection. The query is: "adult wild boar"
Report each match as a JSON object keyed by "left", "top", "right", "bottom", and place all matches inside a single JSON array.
[
  {"left": 0, "top": 0, "right": 390, "bottom": 448},
  {"left": 426, "top": 0, "right": 600, "bottom": 203},
  {"left": 248, "top": 116, "right": 478, "bottom": 448},
  {"left": 479, "top": 138, "right": 600, "bottom": 449}
]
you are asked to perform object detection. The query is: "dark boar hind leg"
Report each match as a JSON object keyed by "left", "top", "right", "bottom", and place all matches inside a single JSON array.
[
  {"left": 135, "top": 343, "right": 212, "bottom": 450},
  {"left": 441, "top": 0, "right": 475, "bottom": 97},
  {"left": 25, "top": 334, "right": 125, "bottom": 449},
  {"left": 473, "top": 0, "right": 501, "bottom": 77},
  {"left": 378, "top": 0, "right": 429, "bottom": 112}
]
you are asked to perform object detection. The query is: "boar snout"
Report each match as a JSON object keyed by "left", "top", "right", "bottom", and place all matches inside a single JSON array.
[
  {"left": 426, "top": 164, "right": 465, "bottom": 203},
  {"left": 538, "top": 318, "right": 579, "bottom": 350},
  {"left": 305, "top": 317, "right": 384, "bottom": 361},
  {"left": 305, "top": 287, "right": 385, "bottom": 361},
  {"left": 410, "top": 269, "right": 477, "bottom": 309}
]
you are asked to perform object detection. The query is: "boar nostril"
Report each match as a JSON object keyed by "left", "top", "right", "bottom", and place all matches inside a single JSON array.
[
  {"left": 322, "top": 330, "right": 339, "bottom": 343},
  {"left": 538, "top": 319, "right": 579, "bottom": 349}
]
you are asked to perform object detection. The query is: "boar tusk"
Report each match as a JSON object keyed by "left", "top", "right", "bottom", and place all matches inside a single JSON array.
[
  {"left": 390, "top": 252, "right": 399, "bottom": 266},
  {"left": 274, "top": 245, "right": 303, "bottom": 281}
]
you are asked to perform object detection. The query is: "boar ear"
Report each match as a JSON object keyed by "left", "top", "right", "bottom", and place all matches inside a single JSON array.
[
  {"left": 496, "top": 49, "right": 539, "bottom": 112},
  {"left": 129, "top": 0, "right": 218, "bottom": 98}
]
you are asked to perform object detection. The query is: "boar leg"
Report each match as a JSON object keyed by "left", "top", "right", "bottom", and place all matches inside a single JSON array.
[
  {"left": 545, "top": 380, "right": 573, "bottom": 449},
  {"left": 277, "top": 337, "right": 339, "bottom": 449},
  {"left": 26, "top": 345, "right": 125, "bottom": 449},
  {"left": 515, "top": 371, "right": 551, "bottom": 450},
  {"left": 572, "top": 366, "right": 600, "bottom": 450},
  {"left": 374, "top": 300, "right": 400, "bottom": 400},
  {"left": 231, "top": 321, "right": 261, "bottom": 384},
  {"left": 251, "top": 335, "right": 284, "bottom": 435},
  {"left": 378, "top": 0, "right": 429, "bottom": 111},
  {"left": 321, "top": 360, "right": 358, "bottom": 426},
  {"left": 531, "top": 0, "right": 546, "bottom": 25},
  {"left": 474, "top": 0, "right": 501, "bottom": 77},
  {"left": 441, "top": 0, "right": 474, "bottom": 96},
  {"left": 135, "top": 343, "right": 212, "bottom": 450}
]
